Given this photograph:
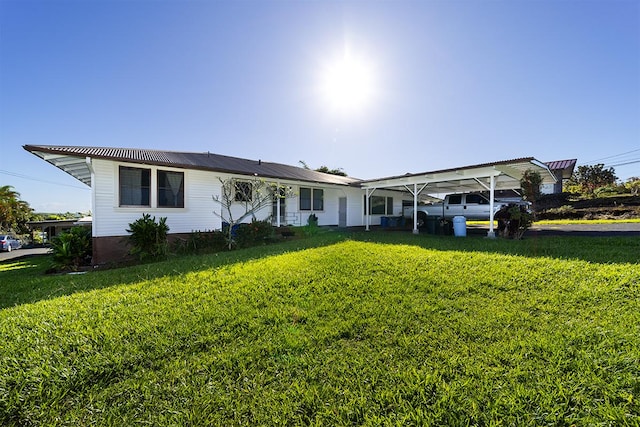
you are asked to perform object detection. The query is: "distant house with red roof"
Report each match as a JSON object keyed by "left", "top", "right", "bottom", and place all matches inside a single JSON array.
[{"left": 542, "top": 159, "right": 577, "bottom": 194}]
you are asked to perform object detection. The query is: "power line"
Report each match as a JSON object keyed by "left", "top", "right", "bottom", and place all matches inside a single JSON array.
[
  {"left": 583, "top": 148, "right": 640, "bottom": 164},
  {"left": 0, "top": 169, "right": 89, "bottom": 190},
  {"left": 607, "top": 159, "right": 640, "bottom": 168}
]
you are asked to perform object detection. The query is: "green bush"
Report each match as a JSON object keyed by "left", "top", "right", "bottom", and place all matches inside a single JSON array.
[
  {"left": 303, "top": 213, "right": 319, "bottom": 236},
  {"left": 174, "top": 230, "right": 227, "bottom": 254},
  {"left": 234, "top": 219, "right": 274, "bottom": 248},
  {"left": 594, "top": 184, "right": 626, "bottom": 197},
  {"left": 50, "top": 226, "right": 92, "bottom": 271},
  {"left": 126, "top": 214, "right": 169, "bottom": 261}
]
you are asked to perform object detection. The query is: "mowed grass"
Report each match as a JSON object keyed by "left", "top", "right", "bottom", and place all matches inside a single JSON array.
[{"left": 1, "top": 232, "right": 639, "bottom": 425}]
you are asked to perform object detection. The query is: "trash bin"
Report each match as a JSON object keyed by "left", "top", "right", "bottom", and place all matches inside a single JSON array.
[
  {"left": 380, "top": 216, "right": 389, "bottom": 227},
  {"left": 453, "top": 216, "right": 467, "bottom": 237},
  {"left": 425, "top": 216, "right": 438, "bottom": 234}
]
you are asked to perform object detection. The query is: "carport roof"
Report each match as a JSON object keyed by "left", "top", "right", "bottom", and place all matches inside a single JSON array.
[{"left": 359, "top": 157, "right": 557, "bottom": 196}]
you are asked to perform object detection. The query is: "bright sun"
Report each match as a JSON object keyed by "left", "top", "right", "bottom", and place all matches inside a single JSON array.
[{"left": 320, "top": 50, "right": 375, "bottom": 115}]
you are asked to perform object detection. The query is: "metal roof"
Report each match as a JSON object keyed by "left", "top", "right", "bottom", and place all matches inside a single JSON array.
[
  {"left": 544, "top": 159, "right": 577, "bottom": 179},
  {"left": 23, "top": 145, "right": 557, "bottom": 196},
  {"left": 359, "top": 157, "right": 557, "bottom": 197},
  {"left": 23, "top": 145, "right": 360, "bottom": 187}
]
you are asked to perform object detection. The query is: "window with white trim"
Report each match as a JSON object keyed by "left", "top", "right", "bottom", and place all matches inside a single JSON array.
[
  {"left": 234, "top": 181, "right": 253, "bottom": 202},
  {"left": 300, "top": 187, "right": 324, "bottom": 211},
  {"left": 119, "top": 166, "right": 151, "bottom": 207},
  {"left": 364, "top": 195, "right": 394, "bottom": 215},
  {"left": 158, "top": 170, "right": 184, "bottom": 208}
]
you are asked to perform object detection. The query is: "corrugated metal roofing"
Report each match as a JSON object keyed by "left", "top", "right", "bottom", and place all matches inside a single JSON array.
[
  {"left": 359, "top": 157, "right": 538, "bottom": 183},
  {"left": 358, "top": 156, "right": 557, "bottom": 196},
  {"left": 545, "top": 159, "right": 577, "bottom": 172},
  {"left": 23, "top": 145, "right": 360, "bottom": 186},
  {"left": 544, "top": 159, "right": 577, "bottom": 180},
  {"left": 23, "top": 144, "right": 559, "bottom": 195}
]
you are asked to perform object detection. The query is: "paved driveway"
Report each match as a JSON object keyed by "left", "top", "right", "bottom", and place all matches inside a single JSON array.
[
  {"left": 0, "top": 247, "right": 51, "bottom": 263},
  {"left": 466, "top": 222, "right": 640, "bottom": 237},
  {"left": 528, "top": 222, "right": 640, "bottom": 237}
]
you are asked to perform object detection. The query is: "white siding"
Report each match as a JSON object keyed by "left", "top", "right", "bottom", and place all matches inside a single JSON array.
[
  {"left": 91, "top": 158, "right": 387, "bottom": 237},
  {"left": 92, "top": 159, "right": 221, "bottom": 237}
]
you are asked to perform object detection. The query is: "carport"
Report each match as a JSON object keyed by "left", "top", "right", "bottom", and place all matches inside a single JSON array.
[{"left": 360, "top": 157, "right": 557, "bottom": 237}]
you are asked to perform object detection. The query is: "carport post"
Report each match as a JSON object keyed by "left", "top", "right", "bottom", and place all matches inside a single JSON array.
[
  {"left": 276, "top": 181, "right": 281, "bottom": 228},
  {"left": 413, "top": 183, "right": 419, "bottom": 235},
  {"left": 487, "top": 175, "right": 496, "bottom": 238},
  {"left": 365, "top": 188, "right": 371, "bottom": 231}
]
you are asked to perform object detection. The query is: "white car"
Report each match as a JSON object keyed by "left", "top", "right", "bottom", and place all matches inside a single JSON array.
[{"left": 0, "top": 235, "right": 22, "bottom": 252}]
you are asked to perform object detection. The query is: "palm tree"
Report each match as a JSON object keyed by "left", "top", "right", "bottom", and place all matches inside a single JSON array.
[{"left": 0, "top": 185, "right": 33, "bottom": 232}]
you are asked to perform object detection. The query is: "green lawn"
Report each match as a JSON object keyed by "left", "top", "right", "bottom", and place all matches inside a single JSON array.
[{"left": 1, "top": 231, "right": 639, "bottom": 425}]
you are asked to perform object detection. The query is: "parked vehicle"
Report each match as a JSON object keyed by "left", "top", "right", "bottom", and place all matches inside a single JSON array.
[
  {"left": 403, "top": 192, "right": 530, "bottom": 225},
  {"left": 0, "top": 235, "right": 22, "bottom": 252}
]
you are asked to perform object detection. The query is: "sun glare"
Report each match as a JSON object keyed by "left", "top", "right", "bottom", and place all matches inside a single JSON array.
[{"left": 320, "top": 50, "right": 375, "bottom": 115}]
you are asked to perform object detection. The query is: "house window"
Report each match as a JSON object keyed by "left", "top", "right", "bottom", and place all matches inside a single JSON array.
[
  {"left": 300, "top": 187, "right": 324, "bottom": 211},
  {"left": 235, "top": 181, "right": 253, "bottom": 202},
  {"left": 119, "top": 166, "right": 150, "bottom": 206},
  {"left": 158, "top": 170, "right": 184, "bottom": 208},
  {"left": 364, "top": 195, "right": 394, "bottom": 215}
]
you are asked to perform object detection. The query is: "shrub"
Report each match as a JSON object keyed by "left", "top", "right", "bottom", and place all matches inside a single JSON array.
[
  {"left": 50, "top": 226, "right": 92, "bottom": 271},
  {"left": 594, "top": 184, "right": 625, "bottom": 197},
  {"left": 126, "top": 214, "right": 169, "bottom": 261},
  {"left": 520, "top": 169, "right": 543, "bottom": 205},
  {"left": 234, "top": 219, "right": 274, "bottom": 248},
  {"left": 496, "top": 205, "right": 532, "bottom": 239},
  {"left": 625, "top": 177, "right": 640, "bottom": 195},
  {"left": 174, "top": 230, "right": 227, "bottom": 254},
  {"left": 303, "top": 213, "right": 319, "bottom": 236}
]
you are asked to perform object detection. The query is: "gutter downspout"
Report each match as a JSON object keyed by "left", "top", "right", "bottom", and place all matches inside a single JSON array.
[
  {"left": 85, "top": 157, "right": 95, "bottom": 235},
  {"left": 85, "top": 156, "right": 97, "bottom": 263}
]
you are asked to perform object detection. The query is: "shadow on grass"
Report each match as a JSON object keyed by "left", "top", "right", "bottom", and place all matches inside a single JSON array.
[
  {"left": 3, "top": 228, "right": 638, "bottom": 310},
  {"left": 0, "top": 232, "right": 350, "bottom": 310},
  {"left": 349, "top": 229, "right": 640, "bottom": 265}
]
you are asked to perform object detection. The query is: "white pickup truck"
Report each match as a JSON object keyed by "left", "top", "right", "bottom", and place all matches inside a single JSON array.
[{"left": 403, "top": 193, "right": 529, "bottom": 224}]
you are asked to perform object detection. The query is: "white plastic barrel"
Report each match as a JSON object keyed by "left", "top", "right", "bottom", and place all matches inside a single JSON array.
[{"left": 453, "top": 216, "right": 467, "bottom": 237}]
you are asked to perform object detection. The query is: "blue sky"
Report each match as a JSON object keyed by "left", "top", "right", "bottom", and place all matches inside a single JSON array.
[{"left": 1, "top": 0, "right": 638, "bottom": 213}]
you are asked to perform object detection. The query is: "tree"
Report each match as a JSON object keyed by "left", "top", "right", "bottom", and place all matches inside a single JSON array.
[
  {"left": 567, "top": 164, "right": 617, "bottom": 197},
  {"left": 299, "top": 161, "right": 348, "bottom": 177},
  {"left": 212, "top": 177, "right": 294, "bottom": 250},
  {"left": 0, "top": 185, "right": 33, "bottom": 233},
  {"left": 625, "top": 177, "right": 640, "bottom": 196},
  {"left": 520, "top": 169, "right": 543, "bottom": 213},
  {"left": 315, "top": 165, "right": 348, "bottom": 177}
]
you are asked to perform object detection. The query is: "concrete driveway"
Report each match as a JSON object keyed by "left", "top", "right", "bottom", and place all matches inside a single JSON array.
[
  {"left": 527, "top": 222, "right": 640, "bottom": 237},
  {"left": 0, "top": 247, "right": 51, "bottom": 263},
  {"left": 466, "top": 221, "right": 640, "bottom": 237}
]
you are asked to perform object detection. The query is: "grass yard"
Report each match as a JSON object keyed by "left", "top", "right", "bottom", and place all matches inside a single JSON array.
[{"left": 1, "top": 231, "right": 639, "bottom": 425}]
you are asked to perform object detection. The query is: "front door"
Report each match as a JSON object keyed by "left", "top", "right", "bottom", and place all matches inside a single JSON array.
[{"left": 338, "top": 197, "right": 347, "bottom": 227}]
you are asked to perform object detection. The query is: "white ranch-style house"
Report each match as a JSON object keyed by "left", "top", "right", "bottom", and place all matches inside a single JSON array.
[{"left": 24, "top": 145, "right": 556, "bottom": 264}]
